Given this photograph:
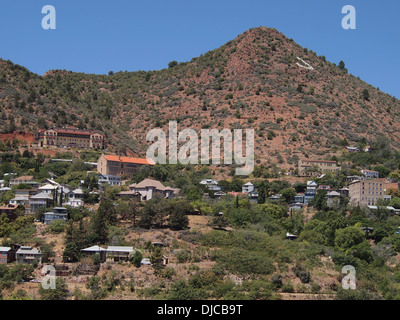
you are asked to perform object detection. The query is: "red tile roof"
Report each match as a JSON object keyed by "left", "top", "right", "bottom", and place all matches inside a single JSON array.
[{"left": 104, "top": 155, "right": 155, "bottom": 165}]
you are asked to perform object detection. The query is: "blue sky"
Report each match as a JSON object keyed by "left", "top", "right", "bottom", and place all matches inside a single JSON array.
[{"left": 0, "top": 0, "right": 399, "bottom": 98}]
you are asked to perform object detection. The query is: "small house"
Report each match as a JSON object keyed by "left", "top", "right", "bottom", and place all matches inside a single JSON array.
[
  {"left": 44, "top": 207, "right": 68, "bottom": 225},
  {"left": 16, "top": 246, "right": 42, "bottom": 265}
]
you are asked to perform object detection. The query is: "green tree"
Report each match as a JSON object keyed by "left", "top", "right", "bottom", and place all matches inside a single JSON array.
[{"left": 335, "top": 226, "right": 365, "bottom": 250}]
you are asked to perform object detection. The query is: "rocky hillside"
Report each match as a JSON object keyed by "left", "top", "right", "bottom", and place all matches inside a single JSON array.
[{"left": 0, "top": 26, "right": 399, "bottom": 171}]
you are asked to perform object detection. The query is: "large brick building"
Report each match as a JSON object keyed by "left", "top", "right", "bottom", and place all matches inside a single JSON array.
[
  {"left": 38, "top": 128, "right": 106, "bottom": 149},
  {"left": 349, "top": 178, "right": 387, "bottom": 207},
  {"left": 298, "top": 159, "right": 341, "bottom": 177},
  {"left": 97, "top": 154, "right": 155, "bottom": 178}
]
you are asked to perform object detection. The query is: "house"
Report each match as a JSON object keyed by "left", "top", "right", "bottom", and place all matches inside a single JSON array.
[
  {"left": 0, "top": 180, "right": 4, "bottom": 188},
  {"left": 9, "top": 196, "right": 29, "bottom": 207},
  {"left": 293, "top": 194, "right": 305, "bottom": 204},
  {"left": 129, "top": 178, "right": 179, "bottom": 201},
  {"left": 16, "top": 246, "right": 42, "bottom": 265},
  {"left": 346, "top": 175, "right": 363, "bottom": 182},
  {"left": 15, "top": 189, "right": 38, "bottom": 197},
  {"left": 38, "top": 184, "right": 58, "bottom": 194},
  {"left": 80, "top": 245, "right": 107, "bottom": 262},
  {"left": 38, "top": 128, "right": 106, "bottom": 149},
  {"left": 362, "top": 169, "right": 379, "bottom": 179},
  {"left": 200, "top": 179, "right": 221, "bottom": 191},
  {"left": 349, "top": 178, "right": 387, "bottom": 207},
  {"left": 364, "top": 146, "right": 371, "bottom": 153},
  {"left": 116, "top": 190, "right": 141, "bottom": 200},
  {"left": 199, "top": 179, "right": 218, "bottom": 186},
  {"left": 269, "top": 194, "right": 282, "bottom": 201},
  {"left": 106, "top": 246, "right": 134, "bottom": 262},
  {"left": 64, "top": 188, "right": 85, "bottom": 207},
  {"left": 0, "top": 204, "right": 20, "bottom": 221},
  {"left": 67, "top": 188, "right": 84, "bottom": 201},
  {"left": 97, "top": 154, "right": 155, "bottom": 178},
  {"left": 0, "top": 247, "right": 16, "bottom": 264},
  {"left": 242, "top": 182, "right": 255, "bottom": 193},
  {"left": 248, "top": 191, "right": 259, "bottom": 203},
  {"left": 28, "top": 192, "right": 53, "bottom": 213},
  {"left": 306, "top": 181, "right": 318, "bottom": 193},
  {"left": 298, "top": 159, "right": 340, "bottom": 177},
  {"left": 326, "top": 191, "right": 341, "bottom": 208},
  {"left": 44, "top": 207, "right": 68, "bottom": 225},
  {"left": 213, "top": 191, "right": 227, "bottom": 199},
  {"left": 98, "top": 174, "right": 121, "bottom": 186},
  {"left": 9, "top": 175, "right": 34, "bottom": 187},
  {"left": 346, "top": 146, "right": 360, "bottom": 152}
]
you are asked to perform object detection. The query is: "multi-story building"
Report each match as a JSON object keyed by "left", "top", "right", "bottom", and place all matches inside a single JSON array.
[
  {"left": 349, "top": 178, "right": 387, "bottom": 207},
  {"left": 44, "top": 207, "right": 68, "bottom": 225},
  {"left": 298, "top": 159, "right": 340, "bottom": 177},
  {"left": 97, "top": 154, "right": 155, "bottom": 178},
  {"left": 38, "top": 128, "right": 106, "bottom": 149},
  {"left": 9, "top": 175, "right": 34, "bottom": 187},
  {"left": 361, "top": 169, "right": 379, "bottom": 179},
  {"left": 98, "top": 174, "right": 121, "bottom": 186},
  {"left": 0, "top": 247, "right": 16, "bottom": 264},
  {"left": 129, "top": 178, "right": 179, "bottom": 201},
  {"left": 16, "top": 246, "right": 42, "bottom": 265}
]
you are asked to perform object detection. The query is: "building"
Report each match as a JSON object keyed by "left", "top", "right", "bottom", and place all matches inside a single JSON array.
[
  {"left": 298, "top": 159, "right": 340, "bottom": 177},
  {"left": 106, "top": 246, "right": 135, "bottom": 262},
  {"left": 64, "top": 188, "right": 84, "bottom": 207},
  {"left": 129, "top": 178, "right": 179, "bottom": 201},
  {"left": 28, "top": 192, "right": 53, "bottom": 213},
  {"left": 0, "top": 204, "right": 20, "bottom": 221},
  {"left": 349, "top": 178, "right": 387, "bottom": 207},
  {"left": 98, "top": 174, "right": 121, "bottom": 186},
  {"left": 80, "top": 245, "right": 107, "bottom": 262},
  {"left": 9, "top": 196, "right": 29, "bottom": 206},
  {"left": 116, "top": 190, "right": 141, "bottom": 200},
  {"left": 16, "top": 246, "right": 42, "bottom": 265},
  {"left": 38, "top": 128, "right": 106, "bottom": 149},
  {"left": 326, "top": 191, "right": 341, "bottom": 208},
  {"left": 0, "top": 247, "right": 16, "bottom": 264},
  {"left": 9, "top": 175, "right": 34, "bottom": 187},
  {"left": 242, "top": 182, "right": 255, "bottom": 193},
  {"left": 44, "top": 207, "right": 68, "bottom": 225},
  {"left": 362, "top": 169, "right": 379, "bottom": 179},
  {"left": 97, "top": 154, "right": 155, "bottom": 178},
  {"left": 346, "top": 146, "right": 360, "bottom": 152}
]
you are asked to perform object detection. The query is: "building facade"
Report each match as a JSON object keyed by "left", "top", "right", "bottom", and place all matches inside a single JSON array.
[
  {"left": 38, "top": 128, "right": 106, "bottom": 149},
  {"left": 349, "top": 178, "right": 387, "bottom": 207},
  {"left": 298, "top": 159, "right": 340, "bottom": 177},
  {"left": 97, "top": 154, "right": 155, "bottom": 178},
  {"left": 16, "top": 246, "right": 42, "bottom": 265}
]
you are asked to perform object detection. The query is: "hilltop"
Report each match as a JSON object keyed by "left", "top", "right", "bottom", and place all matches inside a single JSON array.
[{"left": 0, "top": 26, "right": 399, "bottom": 173}]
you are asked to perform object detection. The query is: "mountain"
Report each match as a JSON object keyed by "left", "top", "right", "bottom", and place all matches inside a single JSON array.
[{"left": 0, "top": 26, "right": 399, "bottom": 172}]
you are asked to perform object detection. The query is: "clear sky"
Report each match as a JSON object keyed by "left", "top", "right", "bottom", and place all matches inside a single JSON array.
[{"left": 0, "top": 0, "right": 399, "bottom": 98}]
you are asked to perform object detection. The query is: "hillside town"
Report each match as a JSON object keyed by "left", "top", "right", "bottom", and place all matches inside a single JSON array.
[{"left": 0, "top": 126, "right": 399, "bottom": 300}]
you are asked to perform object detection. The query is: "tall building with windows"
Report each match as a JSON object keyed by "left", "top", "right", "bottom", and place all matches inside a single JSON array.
[
  {"left": 349, "top": 178, "right": 387, "bottom": 206},
  {"left": 97, "top": 154, "right": 155, "bottom": 178},
  {"left": 38, "top": 128, "right": 106, "bottom": 149}
]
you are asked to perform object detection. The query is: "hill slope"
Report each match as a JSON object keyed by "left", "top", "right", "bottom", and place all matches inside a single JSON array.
[{"left": 0, "top": 26, "right": 399, "bottom": 171}]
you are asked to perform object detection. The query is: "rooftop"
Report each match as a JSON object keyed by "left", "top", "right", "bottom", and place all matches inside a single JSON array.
[{"left": 104, "top": 155, "right": 155, "bottom": 165}]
